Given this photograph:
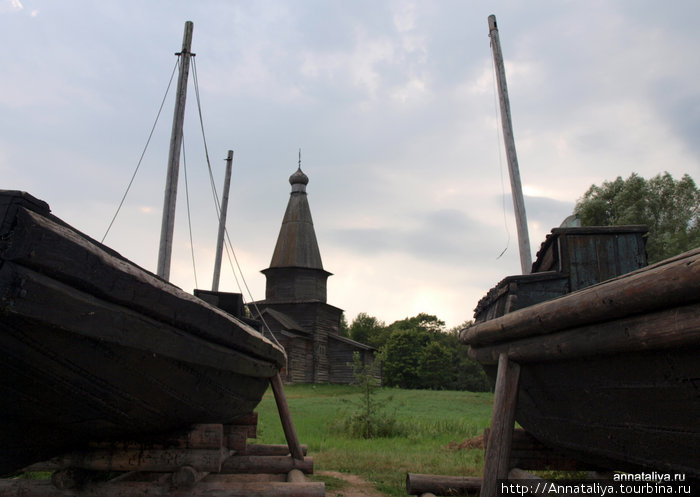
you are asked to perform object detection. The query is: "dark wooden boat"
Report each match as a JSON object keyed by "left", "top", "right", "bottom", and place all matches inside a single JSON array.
[
  {"left": 0, "top": 190, "right": 286, "bottom": 476},
  {"left": 461, "top": 226, "right": 700, "bottom": 478}
]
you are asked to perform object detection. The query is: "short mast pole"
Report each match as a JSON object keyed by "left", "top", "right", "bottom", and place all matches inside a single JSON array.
[
  {"left": 211, "top": 150, "right": 233, "bottom": 291},
  {"left": 157, "top": 21, "right": 194, "bottom": 280},
  {"left": 489, "top": 14, "right": 532, "bottom": 274}
]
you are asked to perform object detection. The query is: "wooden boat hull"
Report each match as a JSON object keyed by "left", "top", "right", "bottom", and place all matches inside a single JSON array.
[
  {"left": 463, "top": 244, "right": 700, "bottom": 477},
  {"left": 0, "top": 191, "right": 286, "bottom": 476},
  {"left": 482, "top": 344, "right": 699, "bottom": 477}
]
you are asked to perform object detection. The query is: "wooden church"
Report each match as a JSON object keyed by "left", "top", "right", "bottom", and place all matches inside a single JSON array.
[{"left": 248, "top": 163, "right": 380, "bottom": 384}]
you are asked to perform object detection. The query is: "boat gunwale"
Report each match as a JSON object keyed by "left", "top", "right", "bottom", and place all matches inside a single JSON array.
[{"left": 1, "top": 261, "right": 279, "bottom": 378}]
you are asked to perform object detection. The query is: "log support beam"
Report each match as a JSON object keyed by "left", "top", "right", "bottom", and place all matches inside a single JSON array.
[
  {"left": 270, "top": 373, "right": 305, "bottom": 461},
  {"left": 406, "top": 473, "right": 482, "bottom": 496},
  {"left": 482, "top": 353, "right": 521, "bottom": 497}
]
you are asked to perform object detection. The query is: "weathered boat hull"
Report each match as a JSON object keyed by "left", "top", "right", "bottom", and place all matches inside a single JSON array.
[
  {"left": 463, "top": 228, "right": 700, "bottom": 478},
  {"left": 482, "top": 344, "right": 699, "bottom": 477},
  {"left": 0, "top": 191, "right": 286, "bottom": 476}
]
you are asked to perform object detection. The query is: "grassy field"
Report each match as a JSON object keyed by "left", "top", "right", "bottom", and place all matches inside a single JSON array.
[{"left": 254, "top": 384, "right": 493, "bottom": 496}]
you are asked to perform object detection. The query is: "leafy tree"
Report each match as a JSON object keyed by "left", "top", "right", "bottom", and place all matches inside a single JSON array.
[
  {"left": 347, "top": 312, "right": 490, "bottom": 391},
  {"left": 348, "top": 312, "right": 389, "bottom": 348},
  {"left": 418, "top": 341, "right": 453, "bottom": 390},
  {"left": 382, "top": 328, "right": 430, "bottom": 389},
  {"left": 575, "top": 172, "right": 699, "bottom": 262},
  {"left": 387, "top": 313, "right": 445, "bottom": 335},
  {"left": 440, "top": 327, "right": 491, "bottom": 392},
  {"left": 379, "top": 315, "right": 491, "bottom": 391}
]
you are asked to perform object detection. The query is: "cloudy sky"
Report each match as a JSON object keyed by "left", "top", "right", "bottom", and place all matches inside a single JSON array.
[{"left": 2, "top": 1, "right": 699, "bottom": 329}]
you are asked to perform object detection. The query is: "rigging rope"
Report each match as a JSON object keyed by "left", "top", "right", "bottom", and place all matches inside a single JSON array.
[
  {"left": 490, "top": 38, "right": 511, "bottom": 260},
  {"left": 191, "top": 58, "right": 283, "bottom": 352},
  {"left": 102, "top": 58, "right": 180, "bottom": 244},
  {"left": 181, "top": 134, "right": 199, "bottom": 288}
]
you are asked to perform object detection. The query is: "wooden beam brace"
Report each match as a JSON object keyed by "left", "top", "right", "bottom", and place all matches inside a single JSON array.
[
  {"left": 269, "top": 372, "right": 305, "bottom": 460},
  {"left": 481, "top": 353, "right": 521, "bottom": 497}
]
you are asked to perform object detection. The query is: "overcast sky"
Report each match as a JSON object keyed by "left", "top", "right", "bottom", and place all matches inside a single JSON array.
[{"left": 3, "top": 0, "right": 699, "bottom": 329}]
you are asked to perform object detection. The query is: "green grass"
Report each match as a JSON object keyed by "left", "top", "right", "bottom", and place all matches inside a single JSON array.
[{"left": 254, "top": 384, "right": 493, "bottom": 496}]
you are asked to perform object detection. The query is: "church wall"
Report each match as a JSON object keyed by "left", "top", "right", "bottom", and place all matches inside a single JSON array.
[
  {"left": 264, "top": 268, "right": 329, "bottom": 302},
  {"left": 328, "top": 342, "right": 381, "bottom": 384}
]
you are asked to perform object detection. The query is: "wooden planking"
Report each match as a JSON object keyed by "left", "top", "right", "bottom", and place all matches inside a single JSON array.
[
  {"left": 0, "top": 262, "right": 278, "bottom": 378},
  {"left": 0, "top": 309, "right": 268, "bottom": 475},
  {"left": 484, "top": 346, "right": 700, "bottom": 477},
  {"left": 475, "top": 227, "right": 648, "bottom": 323},
  {"left": 531, "top": 225, "right": 648, "bottom": 274},
  {"left": 562, "top": 230, "right": 647, "bottom": 291},
  {"left": 484, "top": 428, "right": 600, "bottom": 471},
  {"left": 474, "top": 272, "right": 569, "bottom": 323},
  {"left": 0, "top": 202, "right": 285, "bottom": 367},
  {"left": 462, "top": 247, "right": 700, "bottom": 346}
]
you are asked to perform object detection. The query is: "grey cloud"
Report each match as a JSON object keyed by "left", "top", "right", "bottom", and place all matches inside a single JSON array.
[{"left": 327, "top": 208, "right": 499, "bottom": 264}]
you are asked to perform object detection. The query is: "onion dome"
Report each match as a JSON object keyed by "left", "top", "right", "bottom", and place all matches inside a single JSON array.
[{"left": 289, "top": 167, "right": 309, "bottom": 187}]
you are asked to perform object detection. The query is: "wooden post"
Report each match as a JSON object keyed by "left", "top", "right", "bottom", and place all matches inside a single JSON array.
[
  {"left": 481, "top": 352, "right": 521, "bottom": 497},
  {"left": 488, "top": 14, "right": 532, "bottom": 274},
  {"left": 157, "top": 20, "right": 194, "bottom": 281},
  {"left": 212, "top": 150, "right": 233, "bottom": 291},
  {"left": 269, "top": 373, "right": 305, "bottom": 461}
]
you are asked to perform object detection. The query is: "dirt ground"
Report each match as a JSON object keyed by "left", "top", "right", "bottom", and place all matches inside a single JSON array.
[{"left": 316, "top": 470, "right": 387, "bottom": 497}]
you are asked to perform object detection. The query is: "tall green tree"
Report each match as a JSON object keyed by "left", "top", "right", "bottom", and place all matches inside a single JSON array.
[
  {"left": 379, "top": 315, "right": 490, "bottom": 391},
  {"left": 348, "top": 312, "right": 388, "bottom": 348},
  {"left": 575, "top": 172, "right": 699, "bottom": 263},
  {"left": 387, "top": 313, "right": 445, "bottom": 335},
  {"left": 418, "top": 341, "right": 453, "bottom": 390},
  {"left": 382, "top": 328, "right": 430, "bottom": 389}
]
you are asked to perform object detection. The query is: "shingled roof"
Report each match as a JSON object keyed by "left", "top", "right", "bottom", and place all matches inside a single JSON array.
[{"left": 269, "top": 167, "right": 324, "bottom": 270}]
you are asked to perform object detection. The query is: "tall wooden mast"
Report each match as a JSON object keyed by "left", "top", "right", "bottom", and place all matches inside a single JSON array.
[
  {"left": 488, "top": 15, "right": 532, "bottom": 274},
  {"left": 211, "top": 150, "right": 233, "bottom": 291},
  {"left": 157, "top": 21, "right": 194, "bottom": 281}
]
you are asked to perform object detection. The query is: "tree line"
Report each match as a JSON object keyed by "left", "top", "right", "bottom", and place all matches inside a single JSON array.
[{"left": 339, "top": 312, "right": 490, "bottom": 392}]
